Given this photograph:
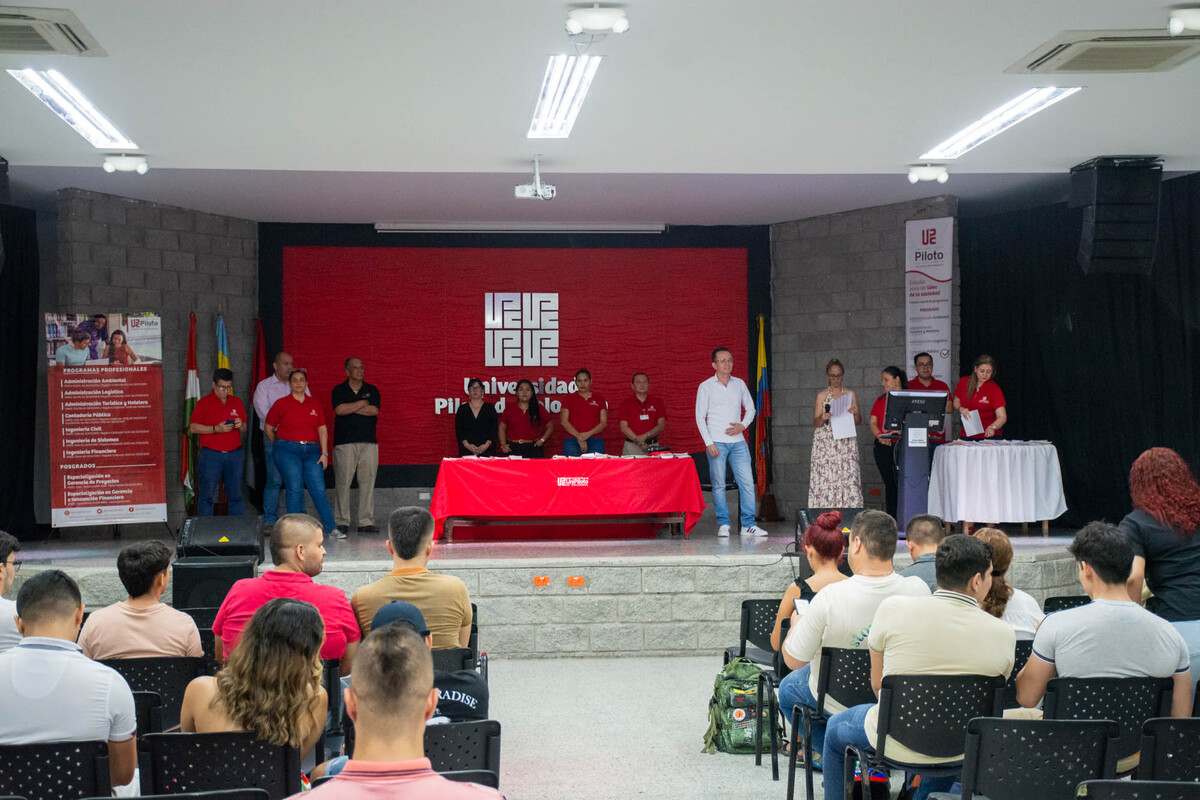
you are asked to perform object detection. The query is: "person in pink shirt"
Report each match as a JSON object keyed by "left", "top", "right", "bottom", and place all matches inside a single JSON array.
[
  {"left": 213, "top": 513, "right": 359, "bottom": 673},
  {"left": 299, "top": 623, "right": 502, "bottom": 799}
]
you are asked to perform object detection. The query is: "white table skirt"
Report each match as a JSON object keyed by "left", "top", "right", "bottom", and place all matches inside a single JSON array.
[{"left": 927, "top": 441, "right": 1068, "bottom": 523}]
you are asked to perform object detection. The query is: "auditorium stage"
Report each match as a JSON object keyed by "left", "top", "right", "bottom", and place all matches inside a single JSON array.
[{"left": 17, "top": 523, "right": 1082, "bottom": 658}]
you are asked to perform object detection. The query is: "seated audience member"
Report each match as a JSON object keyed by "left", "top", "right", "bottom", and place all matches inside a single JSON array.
[
  {"left": 78, "top": 540, "right": 203, "bottom": 660},
  {"left": 822, "top": 534, "right": 1015, "bottom": 800},
  {"left": 0, "top": 570, "right": 138, "bottom": 788},
  {"left": 351, "top": 507, "right": 472, "bottom": 649},
  {"left": 1016, "top": 522, "right": 1191, "bottom": 771},
  {"left": 214, "top": 513, "right": 360, "bottom": 672},
  {"left": 770, "top": 510, "right": 849, "bottom": 652},
  {"left": 898, "top": 514, "right": 947, "bottom": 590},
  {"left": 971, "top": 528, "right": 1043, "bottom": 640},
  {"left": 0, "top": 530, "right": 21, "bottom": 653},
  {"left": 181, "top": 598, "right": 327, "bottom": 759},
  {"left": 776, "top": 511, "right": 929, "bottom": 768},
  {"left": 314, "top": 601, "right": 491, "bottom": 780}
]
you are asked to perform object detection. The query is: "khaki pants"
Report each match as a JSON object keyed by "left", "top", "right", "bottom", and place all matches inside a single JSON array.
[{"left": 333, "top": 442, "right": 378, "bottom": 527}]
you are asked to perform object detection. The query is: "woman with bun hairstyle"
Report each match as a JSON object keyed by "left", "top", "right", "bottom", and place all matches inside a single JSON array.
[
  {"left": 973, "top": 527, "right": 1043, "bottom": 640},
  {"left": 770, "top": 510, "right": 849, "bottom": 651}
]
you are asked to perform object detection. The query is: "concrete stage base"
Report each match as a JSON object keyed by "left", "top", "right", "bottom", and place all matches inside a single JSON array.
[{"left": 16, "top": 529, "right": 1082, "bottom": 659}]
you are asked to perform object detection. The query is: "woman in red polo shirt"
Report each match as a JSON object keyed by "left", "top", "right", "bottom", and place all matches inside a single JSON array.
[
  {"left": 265, "top": 369, "right": 336, "bottom": 537},
  {"left": 498, "top": 379, "right": 554, "bottom": 458},
  {"left": 953, "top": 354, "right": 1007, "bottom": 440}
]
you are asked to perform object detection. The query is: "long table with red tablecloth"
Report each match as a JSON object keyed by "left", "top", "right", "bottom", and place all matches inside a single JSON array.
[{"left": 429, "top": 456, "right": 707, "bottom": 540}]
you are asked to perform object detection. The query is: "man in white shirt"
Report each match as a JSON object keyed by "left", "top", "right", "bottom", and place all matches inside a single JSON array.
[
  {"left": 694, "top": 346, "right": 764, "bottom": 537},
  {"left": 0, "top": 570, "right": 138, "bottom": 788},
  {"left": 253, "top": 350, "right": 306, "bottom": 526},
  {"left": 0, "top": 531, "right": 21, "bottom": 653},
  {"left": 777, "top": 511, "right": 929, "bottom": 767}
]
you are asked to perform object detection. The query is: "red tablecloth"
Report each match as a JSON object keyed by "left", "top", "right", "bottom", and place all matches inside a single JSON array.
[{"left": 429, "top": 457, "right": 707, "bottom": 539}]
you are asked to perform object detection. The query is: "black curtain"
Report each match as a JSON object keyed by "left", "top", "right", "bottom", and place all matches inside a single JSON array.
[
  {"left": 960, "top": 173, "right": 1200, "bottom": 526},
  {"left": 0, "top": 204, "right": 40, "bottom": 537}
]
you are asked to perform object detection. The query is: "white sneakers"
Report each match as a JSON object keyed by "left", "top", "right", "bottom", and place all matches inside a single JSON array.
[
  {"left": 741, "top": 525, "right": 768, "bottom": 537},
  {"left": 717, "top": 524, "right": 731, "bottom": 537}
]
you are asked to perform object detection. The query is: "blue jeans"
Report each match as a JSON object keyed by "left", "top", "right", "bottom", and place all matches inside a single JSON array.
[
  {"left": 1171, "top": 620, "right": 1200, "bottom": 689},
  {"left": 262, "top": 436, "right": 283, "bottom": 524},
  {"left": 272, "top": 439, "right": 335, "bottom": 534},
  {"left": 562, "top": 435, "right": 605, "bottom": 456},
  {"left": 198, "top": 448, "right": 245, "bottom": 516},
  {"left": 707, "top": 440, "right": 755, "bottom": 528},
  {"left": 823, "top": 702, "right": 958, "bottom": 800},
  {"left": 778, "top": 665, "right": 825, "bottom": 760}
]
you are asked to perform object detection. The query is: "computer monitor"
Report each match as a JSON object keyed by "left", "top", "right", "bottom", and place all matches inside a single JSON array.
[{"left": 884, "top": 390, "right": 947, "bottom": 433}]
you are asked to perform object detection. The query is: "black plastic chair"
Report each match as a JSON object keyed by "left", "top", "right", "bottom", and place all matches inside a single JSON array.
[
  {"left": 469, "top": 602, "right": 479, "bottom": 657},
  {"left": 1136, "top": 716, "right": 1200, "bottom": 782},
  {"left": 138, "top": 732, "right": 301, "bottom": 799},
  {"left": 0, "top": 741, "right": 111, "bottom": 800},
  {"left": 786, "top": 647, "right": 876, "bottom": 800},
  {"left": 101, "top": 657, "right": 203, "bottom": 730},
  {"left": 443, "top": 770, "right": 500, "bottom": 788},
  {"left": 1193, "top": 681, "right": 1199, "bottom": 717},
  {"left": 84, "top": 792, "right": 269, "bottom": 800},
  {"left": 133, "top": 690, "right": 165, "bottom": 735},
  {"left": 198, "top": 629, "right": 221, "bottom": 675},
  {"left": 323, "top": 659, "right": 343, "bottom": 737},
  {"left": 1044, "top": 595, "right": 1091, "bottom": 614},
  {"left": 844, "top": 674, "right": 1005, "bottom": 797},
  {"left": 1077, "top": 780, "right": 1200, "bottom": 799},
  {"left": 1001, "top": 639, "right": 1035, "bottom": 709},
  {"left": 424, "top": 720, "right": 501, "bottom": 775},
  {"left": 725, "top": 599, "right": 778, "bottom": 667},
  {"left": 433, "top": 647, "right": 477, "bottom": 673},
  {"left": 925, "top": 718, "right": 1119, "bottom": 800},
  {"left": 1043, "top": 677, "right": 1173, "bottom": 770},
  {"left": 177, "top": 607, "right": 220, "bottom": 630}
]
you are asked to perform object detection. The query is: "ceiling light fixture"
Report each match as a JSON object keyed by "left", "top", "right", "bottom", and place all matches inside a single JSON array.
[
  {"left": 919, "top": 86, "right": 1081, "bottom": 161},
  {"left": 565, "top": 5, "right": 630, "bottom": 35},
  {"left": 907, "top": 164, "right": 949, "bottom": 184},
  {"left": 6, "top": 68, "right": 138, "bottom": 150},
  {"left": 527, "top": 54, "right": 603, "bottom": 139},
  {"left": 1169, "top": 8, "right": 1200, "bottom": 35},
  {"left": 102, "top": 154, "right": 148, "bottom": 174}
]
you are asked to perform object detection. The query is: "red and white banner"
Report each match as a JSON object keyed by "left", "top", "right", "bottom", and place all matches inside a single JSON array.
[
  {"left": 45, "top": 312, "right": 167, "bottom": 526},
  {"left": 904, "top": 218, "right": 954, "bottom": 384},
  {"left": 283, "top": 247, "right": 749, "bottom": 464}
]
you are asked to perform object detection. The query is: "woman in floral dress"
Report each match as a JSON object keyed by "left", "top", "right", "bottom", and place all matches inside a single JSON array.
[{"left": 808, "top": 358, "right": 864, "bottom": 507}]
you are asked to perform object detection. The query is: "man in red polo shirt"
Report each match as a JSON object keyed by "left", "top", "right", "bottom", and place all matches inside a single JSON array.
[
  {"left": 213, "top": 513, "right": 359, "bottom": 673},
  {"left": 188, "top": 368, "right": 247, "bottom": 516},
  {"left": 906, "top": 352, "right": 952, "bottom": 444},
  {"left": 617, "top": 372, "right": 667, "bottom": 455},
  {"left": 560, "top": 368, "right": 608, "bottom": 455}
]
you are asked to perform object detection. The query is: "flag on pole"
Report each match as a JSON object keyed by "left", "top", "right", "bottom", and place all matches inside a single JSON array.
[
  {"left": 215, "top": 314, "right": 231, "bottom": 372},
  {"left": 754, "top": 314, "right": 771, "bottom": 500},
  {"left": 181, "top": 312, "right": 200, "bottom": 512}
]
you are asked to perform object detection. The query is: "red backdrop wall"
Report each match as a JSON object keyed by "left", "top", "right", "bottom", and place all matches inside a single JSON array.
[{"left": 283, "top": 246, "right": 748, "bottom": 465}]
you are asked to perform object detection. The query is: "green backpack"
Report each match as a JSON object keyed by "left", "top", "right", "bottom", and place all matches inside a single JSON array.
[{"left": 702, "top": 657, "right": 774, "bottom": 754}]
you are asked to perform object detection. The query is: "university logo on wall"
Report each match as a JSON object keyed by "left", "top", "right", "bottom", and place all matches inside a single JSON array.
[{"left": 484, "top": 292, "right": 559, "bottom": 366}]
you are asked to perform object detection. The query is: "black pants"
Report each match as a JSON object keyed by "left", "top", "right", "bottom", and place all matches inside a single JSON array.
[
  {"left": 509, "top": 442, "right": 545, "bottom": 458},
  {"left": 873, "top": 441, "right": 899, "bottom": 519}
]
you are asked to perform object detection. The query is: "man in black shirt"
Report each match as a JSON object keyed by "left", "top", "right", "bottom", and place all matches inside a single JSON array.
[{"left": 331, "top": 357, "right": 381, "bottom": 537}]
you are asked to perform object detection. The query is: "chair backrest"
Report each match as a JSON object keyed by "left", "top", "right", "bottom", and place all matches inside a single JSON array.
[
  {"left": 84, "top": 792, "right": 270, "bottom": 800},
  {"left": 198, "top": 630, "right": 220, "bottom": 675},
  {"left": 959, "top": 717, "right": 1118, "bottom": 800},
  {"left": 322, "top": 659, "right": 343, "bottom": 735},
  {"left": 100, "top": 657, "right": 203, "bottom": 729},
  {"left": 1077, "top": 779, "right": 1200, "bottom": 799},
  {"left": 442, "top": 770, "right": 500, "bottom": 788},
  {"left": 738, "top": 599, "right": 778, "bottom": 656},
  {"left": 469, "top": 602, "right": 479, "bottom": 657},
  {"left": 0, "top": 741, "right": 110, "bottom": 800},
  {"left": 1044, "top": 595, "right": 1090, "bottom": 614},
  {"left": 132, "top": 690, "right": 164, "bottom": 736},
  {"left": 433, "top": 647, "right": 477, "bottom": 673},
  {"left": 1043, "top": 677, "right": 1173, "bottom": 764},
  {"left": 876, "top": 674, "right": 1004, "bottom": 761},
  {"left": 178, "top": 607, "right": 220, "bottom": 630},
  {"left": 816, "top": 647, "right": 876, "bottom": 713},
  {"left": 424, "top": 720, "right": 501, "bottom": 774},
  {"left": 1136, "top": 717, "right": 1200, "bottom": 782},
  {"left": 773, "top": 617, "right": 792, "bottom": 680},
  {"left": 139, "top": 732, "right": 301, "bottom": 800},
  {"left": 1002, "top": 639, "right": 1036, "bottom": 707}
]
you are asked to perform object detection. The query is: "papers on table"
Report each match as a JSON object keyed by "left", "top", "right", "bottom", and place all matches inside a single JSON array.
[
  {"left": 960, "top": 408, "right": 984, "bottom": 438},
  {"left": 829, "top": 393, "right": 857, "bottom": 440}
]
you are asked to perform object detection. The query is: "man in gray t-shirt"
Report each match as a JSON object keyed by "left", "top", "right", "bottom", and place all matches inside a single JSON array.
[{"left": 1017, "top": 523, "right": 1192, "bottom": 719}]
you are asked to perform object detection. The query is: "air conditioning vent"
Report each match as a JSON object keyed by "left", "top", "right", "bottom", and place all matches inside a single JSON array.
[
  {"left": 0, "top": 6, "right": 104, "bottom": 56},
  {"left": 1007, "top": 29, "right": 1200, "bottom": 73}
]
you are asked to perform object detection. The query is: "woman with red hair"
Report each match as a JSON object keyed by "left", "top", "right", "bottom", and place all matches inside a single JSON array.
[
  {"left": 769, "top": 511, "right": 849, "bottom": 651},
  {"left": 1122, "top": 447, "right": 1200, "bottom": 680}
]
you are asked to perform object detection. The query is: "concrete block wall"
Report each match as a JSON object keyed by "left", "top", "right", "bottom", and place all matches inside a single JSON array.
[
  {"left": 768, "top": 196, "right": 960, "bottom": 519},
  {"left": 51, "top": 189, "right": 258, "bottom": 529}
]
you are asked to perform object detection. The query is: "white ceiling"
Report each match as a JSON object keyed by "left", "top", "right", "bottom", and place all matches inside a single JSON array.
[{"left": 2, "top": 0, "right": 1198, "bottom": 223}]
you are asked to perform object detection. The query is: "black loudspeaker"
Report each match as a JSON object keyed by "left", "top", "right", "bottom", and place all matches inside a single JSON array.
[
  {"left": 172, "top": 556, "right": 256, "bottom": 609},
  {"left": 1070, "top": 156, "right": 1162, "bottom": 275},
  {"left": 178, "top": 515, "right": 264, "bottom": 563}
]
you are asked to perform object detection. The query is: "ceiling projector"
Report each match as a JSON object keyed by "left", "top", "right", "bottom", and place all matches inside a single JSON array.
[{"left": 515, "top": 157, "right": 556, "bottom": 200}]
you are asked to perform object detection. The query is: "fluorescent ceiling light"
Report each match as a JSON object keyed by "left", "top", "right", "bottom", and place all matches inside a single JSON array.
[
  {"left": 527, "top": 54, "right": 602, "bottom": 139},
  {"left": 919, "top": 86, "right": 1081, "bottom": 161},
  {"left": 374, "top": 222, "right": 665, "bottom": 234},
  {"left": 6, "top": 68, "right": 138, "bottom": 150}
]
